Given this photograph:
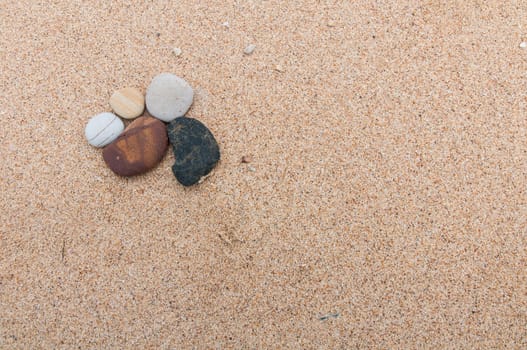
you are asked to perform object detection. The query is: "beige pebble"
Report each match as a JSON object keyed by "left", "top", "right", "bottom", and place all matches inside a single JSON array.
[
  {"left": 109, "top": 87, "right": 145, "bottom": 120},
  {"left": 274, "top": 64, "right": 285, "bottom": 72}
]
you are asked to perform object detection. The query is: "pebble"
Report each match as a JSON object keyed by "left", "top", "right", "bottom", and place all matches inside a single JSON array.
[
  {"left": 520, "top": 42, "right": 527, "bottom": 49},
  {"left": 85, "top": 112, "right": 124, "bottom": 147},
  {"left": 109, "top": 87, "right": 144, "bottom": 119},
  {"left": 173, "top": 47, "right": 182, "bottom": 56},
  {"left": 244, "top": 44, "right": 256, "bottom": 55},
  {"left": 102, "top": 116, "right": 168, "bottom": 176},
  {"left": 145, "top": 73, "right": 194, "bottom": 122},
  {"left": 167, "top": 117, "right": 220, "bottom": 186}
]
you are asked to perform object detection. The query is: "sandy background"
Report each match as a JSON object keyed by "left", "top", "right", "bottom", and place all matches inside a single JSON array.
[{"left": 1, "top": 0, "right": 527, "bottom": 348}]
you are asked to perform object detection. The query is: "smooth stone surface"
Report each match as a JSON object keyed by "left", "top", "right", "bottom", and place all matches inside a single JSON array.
[
  {"left": 85, "top": 112, "right": 124, "bottom": 147},
  {"left": 145, "top": 73, "right": 193, "bottom": 122},
  {"left": 103, "top": 116, "right": 168, "bottom": 177},
  {"left": 167, "top": 117, "right": 220, "bottom": 186},
  {"left": 109, "top": 87, "right": 145, "bottom": 119}
]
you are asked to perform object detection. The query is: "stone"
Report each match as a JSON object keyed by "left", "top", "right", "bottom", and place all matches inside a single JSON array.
[
  {"left": 173, "top": 47, "right": 182, "bottom": 56},
  {"left": 102, "top": 116, "right": 168, "bottom": 176},
  {"left": 244, "top": 44, "right": 256, "bottom": 55},
  {"left": 109, "top": 87, "right": 145, "bottom": 119},
  {"left": 145, "top": 73, "right": 193, "bottom": 122},
  {"left": 85, "top": 112, "right": 124, "bottom": 147},
  {"left": 167, "top": 117, "right": 220, "bottom": 186}
]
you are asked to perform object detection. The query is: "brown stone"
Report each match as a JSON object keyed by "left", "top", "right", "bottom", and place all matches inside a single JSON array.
[{"left": 103, "top": 116, "right": 168, "bottom": 176}]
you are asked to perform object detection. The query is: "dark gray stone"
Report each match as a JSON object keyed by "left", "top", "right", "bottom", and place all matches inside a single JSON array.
[{"left": 167, "top": 117, "right": 220, "bottom": 186}]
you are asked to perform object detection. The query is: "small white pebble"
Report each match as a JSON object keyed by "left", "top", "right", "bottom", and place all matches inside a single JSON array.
[
  {"left": 520, "top": 42, "right": 527, "bottom": 49},
  {"left": 244, "top": 44, "right": 256, "bottom": 55},
  {"left": 248, "top": 165, "right": 256, "bottom": 172},
  {"left": 327, "top": 20, "right": 336, "bottom": 27},
  {"left": 222, "top": 21, "right": 230, "bottom": 28},
  {"left": 173, "top": 47, "right": 182, "bottom": 56},
  {"left": 85, "top": 112, "right": 124, "bottom": 147}
]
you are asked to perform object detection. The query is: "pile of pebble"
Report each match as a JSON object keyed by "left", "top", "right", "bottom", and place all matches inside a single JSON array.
[{"left": 85, "top": 73, "right": 220, "bottom": 186}]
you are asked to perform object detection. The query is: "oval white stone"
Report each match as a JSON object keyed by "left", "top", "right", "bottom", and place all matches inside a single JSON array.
[
  {"left": 85, "top": 112, "right": 124, "bottom": 147},
  {"left": 145, "top": 73, "right": 194, "bottom": 122},
  {"left": 244, "top": 44, "right": 256, "bottom": 55}
]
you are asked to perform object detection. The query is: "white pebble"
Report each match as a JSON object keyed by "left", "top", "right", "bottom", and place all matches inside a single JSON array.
[
  {"left": 520, "top": 42, "right": 527, "bottom": 49},
  {"left": 222, "top": 21, "right": 230, "bottom": 28},
  {"left": 85, "top": 112, "right": 124, "bottom": 147},
  {"left": 244, "top": 44, "right": 256, "bottom": 55},
  {"left": 173, "top": 47, "right": 182, "bottom": 56},
  {"left": 146, "top": 73, "right": 194, "bottom": 122}
]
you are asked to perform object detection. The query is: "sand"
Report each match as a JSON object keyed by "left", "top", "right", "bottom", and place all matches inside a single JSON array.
[{"left": 1, "top": 1, "right": 526, "bottom": 348}]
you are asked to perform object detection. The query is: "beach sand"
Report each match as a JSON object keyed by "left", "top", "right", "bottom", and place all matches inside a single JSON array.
[{"left": 1, "top": 1, "right": 526, "bottom": 348}]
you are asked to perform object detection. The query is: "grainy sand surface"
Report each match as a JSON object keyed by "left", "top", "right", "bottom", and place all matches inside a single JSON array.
[{"left": 1, "top": 1, "right": 526, "bottom": 348}]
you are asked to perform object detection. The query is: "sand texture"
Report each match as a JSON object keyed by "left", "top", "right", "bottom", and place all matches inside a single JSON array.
[{"left": 1, "top": 1, "right": 527, "bottom": 348}]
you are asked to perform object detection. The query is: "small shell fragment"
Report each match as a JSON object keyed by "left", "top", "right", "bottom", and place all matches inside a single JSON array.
[{"left": 244, "top": 44, "right": 256, "bottom": 55}]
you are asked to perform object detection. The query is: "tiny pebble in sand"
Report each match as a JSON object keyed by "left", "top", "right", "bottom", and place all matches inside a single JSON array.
[
  {"left": 244, "top": 44, "right": 256, "bottom": 55},
  {"left": 173, "top": 47, "right": 182, "bottom": 56}
]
